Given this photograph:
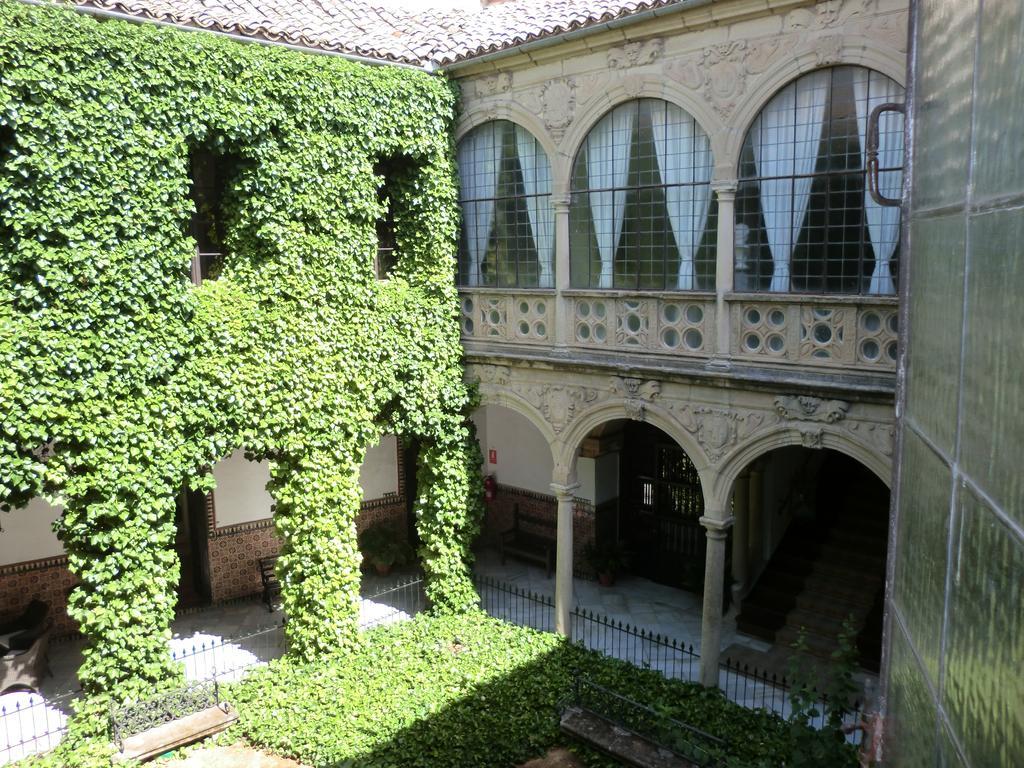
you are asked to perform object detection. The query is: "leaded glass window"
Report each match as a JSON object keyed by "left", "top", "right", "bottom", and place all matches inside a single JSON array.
[
  {"left": 570, "top": 99, "right": 716, "bottom": 291},
  {"left": 457, "top": 120, "right": 553, "bottom": 288},
  {"left": 735, "top": 66, "right": 905, "bottom": 295}
]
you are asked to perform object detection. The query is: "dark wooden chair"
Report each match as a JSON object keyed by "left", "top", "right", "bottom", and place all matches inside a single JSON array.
[
  {"left": 0, "top": 599, "right": 49, "bottom": 652},
  {"left": 258, "top": 556, "right": 280, "bottom": 612}
]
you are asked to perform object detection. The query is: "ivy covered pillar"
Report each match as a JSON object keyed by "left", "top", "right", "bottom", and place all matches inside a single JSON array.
[
  {"left": 415, "top": 430, "right": 484, "bottom": 615},
  {"left": 271, "top": 445, "right": 363, "bottom": 660},
  {"left": 552, "top": 481, "right": 579, "bottom": 636},
  {"left": 60, "top": 487, "right": 181, "bottom": 697},
  {"left": 698, "top": 513, "right": 733, "bottom": 687}
]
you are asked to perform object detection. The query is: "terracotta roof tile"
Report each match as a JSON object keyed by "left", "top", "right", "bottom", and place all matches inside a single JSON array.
[{"left": 69, "top": 0, "right": 689, "bottom": 67}]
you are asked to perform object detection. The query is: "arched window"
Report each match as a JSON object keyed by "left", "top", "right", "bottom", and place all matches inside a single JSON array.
[
  {"left": 736, "top": 66, "right": 905, "bottom": 295},
  {"left": 457, "top": 121, "right": 553, "bottom": 288},
  {"left": 570, "top": 99, "right": 715, "bottom": 291}
]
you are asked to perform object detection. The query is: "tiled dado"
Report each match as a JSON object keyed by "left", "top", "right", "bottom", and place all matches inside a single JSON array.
[
  {"left": 208, "top": 498, "right": 409, "bottom": 602},
  {"left": 481, "top": 484, "right": 595, "bottom": 578},
  {"left": 730, "top": 297, "right": 899, "bottom": 370},
  {"left": 0, "top": 557, "right": 79, "bottom": 638}
]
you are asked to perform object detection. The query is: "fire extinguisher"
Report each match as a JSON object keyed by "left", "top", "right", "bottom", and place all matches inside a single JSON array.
[{"left": 483, "top": 474, "right": 497, "bottom": 504}]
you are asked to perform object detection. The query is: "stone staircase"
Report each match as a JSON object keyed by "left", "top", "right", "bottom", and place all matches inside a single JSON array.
[{"left": 735, "top": 466, "right": 889, "bottom": 672}]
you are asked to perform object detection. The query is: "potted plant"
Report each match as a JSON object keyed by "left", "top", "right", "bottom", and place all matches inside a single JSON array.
[
  {"left": 584, "top": 539, "right": 629, "bottom": 586},
  {"left": 359, "top": 522, "right": 412, "bottom": 576}
]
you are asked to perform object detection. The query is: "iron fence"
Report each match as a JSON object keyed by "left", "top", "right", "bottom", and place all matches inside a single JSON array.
[
  {"left": 473, "top": 573, "right": 554, "bottom": 632},
  {"left": 0, "top": 688, "right": 79, "bottom": 766},
  {"left": 359, "top": 573, "right": 428, "bottom": 630}
]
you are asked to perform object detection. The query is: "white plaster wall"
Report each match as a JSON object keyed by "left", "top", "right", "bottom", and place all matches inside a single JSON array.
[
  {"left": 212, "top": 451, "right": 275, "bottom": 527},
  {"left": 594, "top": 453, "right": 620, "bottom": 505},
  {"left": 480, "top": 405, "right": 554, "bottom": 495},
  {"left": 0, "top": 497, "right": 65, "bottom": 566},
  {"left": 576, "top": 457, "right": 596, "bottom": 503},
  {"left": 359, "top": 435, "right": 400, "bottom": 501}
]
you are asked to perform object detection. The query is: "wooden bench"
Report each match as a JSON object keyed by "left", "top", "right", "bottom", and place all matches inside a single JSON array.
[
  {"left": 110, "top": 679, "right": 238, "bottom": 763},
  {"left": 259, "top": 555, "right": 280, "bottom": 612},
  {"left": 499, "top": 506, "right": 556, "bottom": 578},
  {"left": 559, "top": 674, "right": 723, "bottom": 768}
]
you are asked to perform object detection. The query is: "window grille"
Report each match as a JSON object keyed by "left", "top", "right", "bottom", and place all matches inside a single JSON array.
[
  {"left": 457, "top": 120, "right": 554, "bottom": 288},
  {"left": 570, "top": 99, "right": 716, "bottom": 291},
  {"left": 735, "top": 66, "right": 905, "bottom": 295}
]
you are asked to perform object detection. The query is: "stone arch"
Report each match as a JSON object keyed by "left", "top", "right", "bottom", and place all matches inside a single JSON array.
[
  {"left": 707, "top": 424, "right": 892, "bottom": 514},
  {"left": 719, "top": 40, "right": 907, "bottom": 175},
  {"left": 475, "top": 387, "right": 559, "bottom": 450},
  {"left": 554, "top": 80, "right": 724, "bottom": 197},
  {"left": 555, "top": 399, "right": 713, "bottom": 494}
]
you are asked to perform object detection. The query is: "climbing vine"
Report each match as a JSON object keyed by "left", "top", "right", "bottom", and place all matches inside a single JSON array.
[{"left": 0, "top": 0, "right": 482, "bottom": 703}]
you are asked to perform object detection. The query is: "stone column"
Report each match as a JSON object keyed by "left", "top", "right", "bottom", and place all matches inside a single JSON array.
[
  {"left": 552, "top": 195, "right": 571, "bottom": 350},
  {"left": 552, "top": 481, "right": 580, "bottom": 636},
  {"left": 710, "top": 183, "right": 737, "bottom": 367},
  {"left": 698, "top": 514, "right": 733, "bottom": 687},
  {"left": 731, "top": 473, "right": 750, "bottom": 605}
]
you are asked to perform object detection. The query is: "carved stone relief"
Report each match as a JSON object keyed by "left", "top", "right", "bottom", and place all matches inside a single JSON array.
[
  {"left": 847, "top": 421, "right": 896, "bottom": 457},
  {"left": 472, "top": 364, "right": 511, "bottom": 387},
  {"left": 518, "top": 78, "right": 576, "bottom": 142},
  {"left": 610, "top": 377, "right": 660, "bottom": 422},
  {"left": 471, "top": 73, "right": 512, "bottom": 99},
  {"left": 663, "top": 39, "right": 780, "bottom": 118},
  {"left": 521, "top": 384, "right": 600, "bottom": 434},
  {"left": 784, "top": 0, "right": 875, "bottom": 32},
  {"left": 774, "top": 395, "right": 850, "bottom": 423},
  {"left": 674, "top": 405, "right": 766, "bottom": 462},
  {"left": 607, "top": 39, "right": 664, "bottom": 69},
  {"left": 812, "top": 35, "right": 845, "bottom": 66}
]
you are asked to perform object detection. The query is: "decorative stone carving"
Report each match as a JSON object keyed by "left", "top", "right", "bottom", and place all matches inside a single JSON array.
[
  {"left": 674, "top": 405, "right": 765, "bottom": 462},
  {"left": 847, "top": 422, "right": 896, "bottom": 457},
  {"left": 610, "top": 377, "right": 660, "bottom": 422},
  {"left": 472, "top": 365, "right": 511, "bottom": 386},
  {"left": 472, "top": 73, "right": 512, "bottom": 99},
  {"left": 608, "top": 39, "right": 664, "bottom": 69},
  {"left": 522, "top": 384, "right": 599, "bottom": 434},
  {"left": 799, "top": 427, "right": 824, "bottom": 449},
  {"left": 868, "top": 12, "right": 909, "bottom": 53},
  {"left": 784, "top": 0, "right": 873, "bottom": 31},
  {"left": 774, "top": 395, "right": 850, "bottom": 424},
  {"left": 812, "top": 35, "right": 844, "bottom": 66},
  {"left": 519, "top": 78, "right": 576, "bottom": 141},
  {"left": 665, "top": 39, "right": 780, "bottom": 118}
]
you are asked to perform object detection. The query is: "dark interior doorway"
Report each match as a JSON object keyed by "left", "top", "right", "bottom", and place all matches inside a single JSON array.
[
  {"left": 402, "top": 439, "right": 421, "bottom": 549},
  {"left": 618, "top": 422, "right": 711, "bottom": 591},
  {"left": 175, "top": 487, "right": 212, "bottom": 609}
]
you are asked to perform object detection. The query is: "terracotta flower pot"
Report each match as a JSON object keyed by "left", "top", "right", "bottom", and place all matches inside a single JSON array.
[
  {"left": 598, "top": 572, "right": 615, "bottom": 587},
  {"left": 374, "top": 562, "right": 393, "bottom": 576}
]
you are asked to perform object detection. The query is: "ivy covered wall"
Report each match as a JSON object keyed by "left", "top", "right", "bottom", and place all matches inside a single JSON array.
[{"left": 0, "top": 0, "right": 482, "bottom": 699}]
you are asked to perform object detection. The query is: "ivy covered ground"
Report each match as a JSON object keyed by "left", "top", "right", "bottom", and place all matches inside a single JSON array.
[{"left": 224, "top": 613, "right": 852, "bottom": 768}]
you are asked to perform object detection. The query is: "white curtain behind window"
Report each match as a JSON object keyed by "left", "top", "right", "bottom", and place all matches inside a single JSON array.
[
  {"left": 853, "top": 69, "right": 903, "bottom": 295},
  {"left": 457, "top": 125, "right": 499, "bottom": 286},
  {"left": 751, "top": 70, "right": 830, "bottom": 292},
  {"left": 586, "top": 105, "right": 634, "bottom": 288},
  {"left": 514, "top": 125, "right": 553, "bottom": 288},
  {"left": 650, "top": 103, "right": 712, "bottom": 290}
]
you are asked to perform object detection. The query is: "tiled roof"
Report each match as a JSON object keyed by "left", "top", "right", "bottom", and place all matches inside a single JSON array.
[{"left": 71, "top": 0, "right": 689, "bottom": 67}]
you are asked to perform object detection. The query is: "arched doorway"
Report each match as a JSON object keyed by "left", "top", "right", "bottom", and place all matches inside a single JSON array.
[{"left": 727, "top": 447, "right": 889, "bottom": 674}]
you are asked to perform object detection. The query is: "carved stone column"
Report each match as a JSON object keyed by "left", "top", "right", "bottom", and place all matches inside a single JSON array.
[
  {"left": 553, "top": 195, "right": 571, "bottom": 350},
  {"left": 711, "top": 183, "right": 737, "bottom": 366},
  {"left": 731, "top": 472, "right": 750, "bottom": 605},
  {"left": 698, "top": 514, "right": 733, "bottom": 686},
  {"left": 552, "top": 481, "right": 580, "bottom": 636}
]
